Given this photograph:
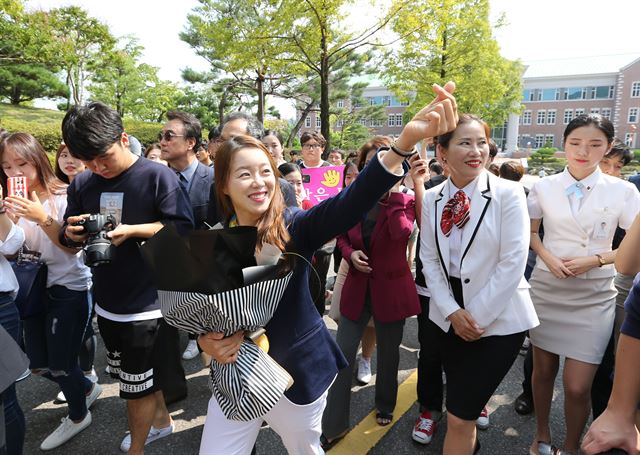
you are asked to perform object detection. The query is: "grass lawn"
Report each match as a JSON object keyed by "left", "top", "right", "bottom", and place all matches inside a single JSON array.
[{"left": 0, "top": 103, "right": 64, "bottom": 124}]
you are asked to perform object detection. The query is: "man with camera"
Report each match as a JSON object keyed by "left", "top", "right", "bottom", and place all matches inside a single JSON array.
[{"left": 60, "top": 102, "right": 194, "bottom": 455}]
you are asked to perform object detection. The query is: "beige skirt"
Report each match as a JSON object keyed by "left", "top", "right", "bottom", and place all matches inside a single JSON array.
[{"left": 528, "top": 268, "right": 617, "bottom": 364}]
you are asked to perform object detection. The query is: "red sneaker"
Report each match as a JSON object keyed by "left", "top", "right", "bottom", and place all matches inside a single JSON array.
[{"left": 412, "top": 410, "right": 437, "bottom": 444}]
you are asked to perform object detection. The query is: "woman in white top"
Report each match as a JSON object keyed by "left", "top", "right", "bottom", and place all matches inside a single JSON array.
[
  {"left": 527, "top": 114, "right": 640, "bottom": 455},
  {"left": 1, "top": 133, "right": 99, "bottom": 451},
  {"left": 420, "top": 114, "right": 539, "bottom": 455}
]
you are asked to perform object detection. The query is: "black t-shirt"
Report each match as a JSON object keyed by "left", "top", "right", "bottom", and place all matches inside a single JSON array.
[{"left": 63, "top": 158, "right": 194, "bottom": 315}]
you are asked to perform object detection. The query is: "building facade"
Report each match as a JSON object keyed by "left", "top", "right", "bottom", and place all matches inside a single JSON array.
[{"left": 514, "top": 54, "right": 640, "bottom": 153}]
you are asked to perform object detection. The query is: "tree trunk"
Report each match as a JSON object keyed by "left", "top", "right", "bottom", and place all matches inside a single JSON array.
[
  {"left": 440, "top": 29, "right": 447, "bottom": 80},
  {"left": 10, "top": 86, "right": 20, "bottom": 105},
  {"left": 286, "top": 102, "right": 314, "bottom": 148},
  {"left": 256, "top": 70, "right": 265, "bottom": 125},
  {"left": 320, "top": 52, "right": 331, "bottom": 158},
  {"left": 218, "top": 87, "right": 229, "bottom": 125}
]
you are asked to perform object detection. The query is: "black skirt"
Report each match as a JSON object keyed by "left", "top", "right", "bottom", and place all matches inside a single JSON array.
[{"left": 431, "top": 277, "right": 525, "bottom": 420}]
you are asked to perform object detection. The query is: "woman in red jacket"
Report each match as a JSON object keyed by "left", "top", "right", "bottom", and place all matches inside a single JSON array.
[{"left": 321, "top": 156, "right": 421, "bottom": 446}]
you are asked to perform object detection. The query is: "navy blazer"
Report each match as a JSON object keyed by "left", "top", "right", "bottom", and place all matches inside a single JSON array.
[
  {"left": 266, "top": 154, "right": 403, "bottom": 404},
  {"left": 189, "top": 161, "right": 214, "bottom": 229},
  {"left": 629, "top": 174, "right": 640, "bottom": 192}
]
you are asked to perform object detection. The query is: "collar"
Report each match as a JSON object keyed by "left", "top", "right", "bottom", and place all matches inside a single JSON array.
[
  {"left": 559, "top": 167, "right": 600, "bottom": 192},
  {"left": 448, "top": 174, "right": 480, "bottom": 199},
  {"left": 178, "top": 157, "right": 199, "bottom": 185}
]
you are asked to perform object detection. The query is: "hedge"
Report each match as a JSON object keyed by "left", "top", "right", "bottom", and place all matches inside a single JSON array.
[{"left": 0, "top": 116, "right": 163, "bottom": 155}]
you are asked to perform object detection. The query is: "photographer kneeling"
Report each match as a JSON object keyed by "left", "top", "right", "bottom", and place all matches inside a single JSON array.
[{"left": 60, "top": 102, "right": 194, "bottom": 455}]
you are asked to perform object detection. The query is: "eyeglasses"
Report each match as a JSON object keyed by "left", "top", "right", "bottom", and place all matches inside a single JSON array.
[
  {"left": 302, "top": 143, "right": 323, "bottom": 149},
  {"left": 158, "top": 131, "right": 185, "bottom": 142}
]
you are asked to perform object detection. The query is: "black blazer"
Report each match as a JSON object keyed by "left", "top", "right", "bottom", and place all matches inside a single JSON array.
[{"left": 189, "top": 161, "right": 214, "bottom": 229}]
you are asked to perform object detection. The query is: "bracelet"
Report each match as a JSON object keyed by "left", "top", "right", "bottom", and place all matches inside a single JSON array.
[
  {"left": 390, "top": 142, "right": 418, "bottom": 158},
  {"left": 595, "top": 253, "right": 606, "bottom": 267}
]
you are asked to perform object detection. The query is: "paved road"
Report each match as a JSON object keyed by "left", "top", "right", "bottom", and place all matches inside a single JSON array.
[{"left": 18, "top": 312, "right": 571, "bottom": 455}]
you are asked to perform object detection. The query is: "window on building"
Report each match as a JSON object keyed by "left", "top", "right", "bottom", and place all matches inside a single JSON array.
[
  {"left": 567, "top": 87, "right": 583, "bottom": 100},
  {"left": 590, "top": 108, "right": 600, "bottom": 115},
  {"left": 581, "top": 87, "right": 588, "bottom": 99},
  {"left": 555, "top": 89, "right": 561, "bottom": 100},
  {"left": 304, "top": 116, "right": 311, "bottom": 128},
  {"left": 590, "top": 87, "right": 597, "bottom": 99},
  {"left": 575, "top": 108, "right": 585, "bottom": 117},
  {"left": 536, "top": 90, "right": 543, "bottom": 101},
  {"left": 563, "top": 109, "right": 573, "bottom": 124},
  {"left": 368, "top": 97, "right": 375, "bottom": 106},
  {"left": 628, "top": 107, "right": 639, "bottom": 123},
  {"left": 608, "top": 85, "right": 614, "bottom": 99},
  {"left": 537, "top": 110, "right": 546, "bottom": 125},
  {"left": 388, "top": 114, "right": 395, "bottom": 127},
  {"left": 522, "top": 110, "right": 532, "bottom": 125},
  {"left": 601, "top": 108, "right": 612, "bottom": 120},
  {"left": 360, "top": 118, "right": 368, "bottom": 126},
  {"left": 523, "top": 89, "right": 531, "bottom": 101},
  {"left": 394, "top": 113, "right": 403, "bottom": 127},
  {"left": 547, "top": 110, "right": 556, "bottom": 125},
  {"left": 593, "top": 85, "right": 612, "bottom": 99},
  {"left": 632, "top": 81, "right": 640, "bottom": 98},
  {"left": 316, "top": 116, "right": 321, "bottom": 128},
  {"left": 625, "top": 133, "right": 635, "bottom": 147},
  {"left": 545, "top": 134, "right": 554, "bottom": 147},
  {"left": 336, "top": 99, "right": 344, "bottom": 108},
  {"left": 382, "top": 96, "right": 391, "bottom": 106},
  {"left": 542, "top": 89, "right": 556, "bottom": 101},
  {"left": 535, "top": 134, "right": 545, "bottom": 148}
]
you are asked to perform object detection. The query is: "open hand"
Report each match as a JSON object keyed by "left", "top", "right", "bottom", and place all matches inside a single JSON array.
[
  {"left": 5, "top": 191, "right": 47, "bottom": 224},
  {"left": 582, "top": 408, "right": 640, "bottom": 455}
]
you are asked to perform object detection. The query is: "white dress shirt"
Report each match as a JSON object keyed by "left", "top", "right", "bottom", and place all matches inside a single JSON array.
[{"left": 447, "top": 178, "right": 478, "bottom": 278}]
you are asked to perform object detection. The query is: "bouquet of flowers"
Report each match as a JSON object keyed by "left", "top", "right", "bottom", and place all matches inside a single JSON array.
[{"left": 141, "top": 225, "right": 293, "bottom": 421}]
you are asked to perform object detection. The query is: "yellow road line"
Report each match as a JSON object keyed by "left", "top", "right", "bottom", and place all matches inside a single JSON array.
[{"left": 330, "top": 370, "right": 418, "bottom": 455}]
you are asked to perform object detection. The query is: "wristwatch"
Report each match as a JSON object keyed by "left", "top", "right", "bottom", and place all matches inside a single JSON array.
[
  {"left": 39, "top": 215, "right": 54, "bottom": 227},
  {"left": 595, "top": 253, "right": 606, "bottom": 267}
]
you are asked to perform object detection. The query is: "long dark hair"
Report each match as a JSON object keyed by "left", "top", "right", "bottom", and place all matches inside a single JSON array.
[
  {"left": 214, "top": 135, "right": 291, "bottom": 252},
  {"left": 54, "top": 143, "right": 70, "bottom": 183},
  {"left": 0, "top": 133, "right": 67, "bottom": 196}
]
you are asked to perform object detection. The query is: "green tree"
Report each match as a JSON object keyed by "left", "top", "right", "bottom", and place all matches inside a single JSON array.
[
  {"left": 333, "top": 80, "right": 386, "bottom": 149},
  {"left": 386, "top": 0, "right": 523, "bottom": 127},
  {"left": 263, "top": 0, "right": 404, "bottom": 152},
  {"left": 49, "top": 6, "right": 115, "bottom": 107},
  {"left": 181, "top": 0, "right": 305, "bottom": 124},
  {"left": 528, "top": 146, "right": 560, "bottom": 167},
  {"left": 0, "top": 64, "right": 68, "bottom": 104}
]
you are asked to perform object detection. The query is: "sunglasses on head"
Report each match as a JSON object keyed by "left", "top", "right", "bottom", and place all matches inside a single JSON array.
[{"left": 158, "top": 131, "right": 185, "bottom": 142}]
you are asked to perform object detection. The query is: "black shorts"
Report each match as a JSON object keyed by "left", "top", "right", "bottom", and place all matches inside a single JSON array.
[{"left": 97, "top": 316, "right": 164, "bottom": 399}]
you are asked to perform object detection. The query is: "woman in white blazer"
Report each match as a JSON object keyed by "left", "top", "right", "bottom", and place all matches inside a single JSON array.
[
  {"left": 527, "top": 114, "right": 640, "bottom": 455},
  {"left": 419, "top": 114, "right": 539, "bottom": 455}
]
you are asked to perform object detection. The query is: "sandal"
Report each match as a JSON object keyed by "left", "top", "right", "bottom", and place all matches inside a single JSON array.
[
  {"left": 375, "top": 411, "right": 393, "bottom": 426},
  {"left": 320, "top": 433, "right": 344, "bottom": 452},
  {"left": 530, "top": 441, "right": 563, "bottom": 455}
]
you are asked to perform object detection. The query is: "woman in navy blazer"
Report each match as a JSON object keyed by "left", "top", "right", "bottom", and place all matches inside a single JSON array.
[
  {"left": 197, "top": 83, "right": 459, "bottom": 454},
  {"left": 321, "top": 170, "right": 420, "bottom": 442}
]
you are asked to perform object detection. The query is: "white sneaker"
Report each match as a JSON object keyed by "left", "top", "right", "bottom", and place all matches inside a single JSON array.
[
  {"left": 86, "top": 382, "right": 102, "bottom": 409},
  {"left": 56, "top": 390, "right": 66, "bottom": 403},
  {"left": 40, "top": 411, "right": 92, "bottom": 450},
  {"left": 356, "top": 356, "right": 372, "bottom": 384},
  {"left": 182, "top": 339, "right": 199, "bottom": 360},
  {"left": 84, "top": 367, "right": 99, "bottom": 383},
  {"left": 476, "top": 407, "right": 490, "bottom": 430},
  {"left": 120, "top": 423, "right": 175, "bottom": 452}
]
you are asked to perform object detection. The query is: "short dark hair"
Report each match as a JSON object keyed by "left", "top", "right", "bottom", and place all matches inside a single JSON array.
[
  {"left": 222, "top": 112, "right": 264, "bottom": 139},
  {"left": 62, "top": 102, "right": 124, "bottom": 160},
  {"left": 606, "top": 138, "right": 633, "bottom": 166},
  {"left": 300, "top": 131, "right": 326, "bottom": 148},
  {"left": 262, "top": 130, "right": 284, "bottom": 145},
  {"left": 329, "top": 149, "right": 344, "bottom": 159},
  {"left": 488, "top": 163, "right": 500, "bottom": 176},
  {"left": 429, "top": 161, "right": 443, "bottom": 175},
  {"left": 488, "top": 139, "right": 498, "bottom": 158},
  {"left": 208, "top": 125, "right": 221, "bottom": 141},
  {"left": 167, "top": 110, "right": 202, "bottom": 150},
  {"left": 499, "top": 161, "right": 525, "bottom": 182},
  {"left": 564, "top": 114, "right": 614, "bottom": 144},
  {"left": 277, "top": 162, "right": 301, "bottom": 177}
]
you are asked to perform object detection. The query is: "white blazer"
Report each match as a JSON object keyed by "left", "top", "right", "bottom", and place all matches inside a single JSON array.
[{"left": 419, "top": 171, "right": 539, "bottom": 337}]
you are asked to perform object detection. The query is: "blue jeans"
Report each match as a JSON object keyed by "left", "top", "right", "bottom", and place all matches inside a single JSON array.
[
  {"left": 0, "top": 293, "right": 25, "bottom": 455},
  {"left": 23, "top": 286, "right": 92, "bottom": 421}
]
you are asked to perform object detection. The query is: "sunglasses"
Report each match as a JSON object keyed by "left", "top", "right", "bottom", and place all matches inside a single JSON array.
[{"left": 158, "top": 131, "right": 185, "bottom": 142}]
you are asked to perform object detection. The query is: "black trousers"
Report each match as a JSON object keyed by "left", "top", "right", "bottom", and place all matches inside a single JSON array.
[
  {"left": 416, "top": 294, "right": 444, "bottom": 412},
  {"left": 155, "top": 320, "right": 188, "bottom": 405},
  {"left": 591, "top": 329, "right": 615, "bottom": 418}
]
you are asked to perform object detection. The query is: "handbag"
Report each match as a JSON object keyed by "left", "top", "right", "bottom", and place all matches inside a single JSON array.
[{"left": 10, "top": 246, "right": 48, "bottom": 319}]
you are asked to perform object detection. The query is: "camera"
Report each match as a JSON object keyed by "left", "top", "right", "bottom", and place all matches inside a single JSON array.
[{"left": 74, "top": 214, "right": 117, "bottom": 267}]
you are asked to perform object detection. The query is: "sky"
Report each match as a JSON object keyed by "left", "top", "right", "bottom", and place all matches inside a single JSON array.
[{"left": 26, "top": 0, "right": 640, "bottom": 119}]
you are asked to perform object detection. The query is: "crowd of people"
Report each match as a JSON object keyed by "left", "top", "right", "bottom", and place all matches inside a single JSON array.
[{"left": 0, "top": 79, "right": 639, "bottom": 455}]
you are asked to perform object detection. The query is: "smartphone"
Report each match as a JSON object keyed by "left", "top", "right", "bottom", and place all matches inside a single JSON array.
[{"left": 8, "top": 176, "right": 28, "bottom": 198}]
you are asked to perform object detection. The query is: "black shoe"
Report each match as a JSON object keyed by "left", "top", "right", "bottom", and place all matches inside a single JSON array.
[{"left": 514, "top": 392, "right": 534, "bottom": 415}]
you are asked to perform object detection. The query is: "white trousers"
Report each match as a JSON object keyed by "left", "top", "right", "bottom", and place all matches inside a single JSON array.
[{"left": 199, "top": 389, "right": 328, "bottom": 455}]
